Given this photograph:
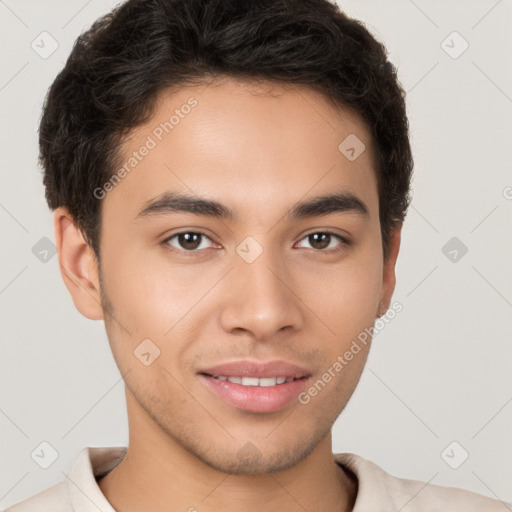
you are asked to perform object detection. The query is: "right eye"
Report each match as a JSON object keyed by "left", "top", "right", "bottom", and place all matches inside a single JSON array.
[{"left": 162, "top": 231, "right": 217, "bottom": 253}]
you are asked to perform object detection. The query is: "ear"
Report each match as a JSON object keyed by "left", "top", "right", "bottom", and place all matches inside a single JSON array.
[
  {"left": 54, "top": 207, "right": 104, "bottom": 320},
  {"left": 377, "top": 224, "right": 402, "bottom": 317}
]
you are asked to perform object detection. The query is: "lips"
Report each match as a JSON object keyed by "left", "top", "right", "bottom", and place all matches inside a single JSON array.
[
  {"left": 198, "top": 360, "right": 311, "bottom": 379},
  {"left": 198, "top": 360, "right": 312, "bottom": 413}
]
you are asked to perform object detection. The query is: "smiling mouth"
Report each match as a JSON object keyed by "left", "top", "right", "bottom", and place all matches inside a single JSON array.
[
  {"left": 198, "top": 371, "right": 311, "bottom": 413},
  {"left": 201, "top": 374, "right": 307, "bottom": 387}
]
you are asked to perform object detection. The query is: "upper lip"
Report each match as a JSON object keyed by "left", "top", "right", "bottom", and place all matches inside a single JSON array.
[{"left": 199, "top": 360, "right": 311, "bottom": 379}]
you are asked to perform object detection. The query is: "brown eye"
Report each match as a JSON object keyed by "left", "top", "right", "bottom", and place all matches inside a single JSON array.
[
  {"left": 296, "top": 232, "right": 348, "bottom": 252},
  {"left": 164, "top": 232, "right": 213, "bottom": 252}
]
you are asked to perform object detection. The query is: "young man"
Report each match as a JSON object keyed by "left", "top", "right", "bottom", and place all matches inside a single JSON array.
[{"left": 8, "top": 0, "right": 506, "bottom": 510}]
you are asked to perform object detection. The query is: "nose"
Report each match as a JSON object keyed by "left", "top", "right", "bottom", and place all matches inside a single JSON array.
[{"left": 219, "top": 245, "right": 304, "bottom": 341}]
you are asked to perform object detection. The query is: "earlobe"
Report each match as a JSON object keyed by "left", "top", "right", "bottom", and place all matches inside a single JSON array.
[
  {"left": 53, "top": 207, "right": 104, "bottom": 320},
  {"left": 378, "top": 225, "right": 402, "bottom": 316}
]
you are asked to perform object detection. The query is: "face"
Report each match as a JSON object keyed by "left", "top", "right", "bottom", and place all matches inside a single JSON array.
[{"left": 59, "top": 77, "right": 399, "bottom": 475}]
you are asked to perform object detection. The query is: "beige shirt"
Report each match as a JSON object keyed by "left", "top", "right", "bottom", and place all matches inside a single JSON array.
[{"left": 6, "top": 446, "right": 507, "bottom": 511}]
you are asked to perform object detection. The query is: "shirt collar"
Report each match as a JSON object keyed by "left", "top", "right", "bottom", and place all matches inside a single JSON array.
[
  {"left": 67, "top": 446, "right": 127, "bottom": 512},
  {"left": 334, "top": 452, "right": 397, "bottom": 511}
]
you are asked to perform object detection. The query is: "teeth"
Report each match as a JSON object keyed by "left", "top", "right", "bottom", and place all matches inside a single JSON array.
[
  {"left": 258, "top": 377, "right": 277, "bottom": 387},
  {"left": 212, "top": 376, "right": 295, "bottom": 386},
  {"left": 241, "top": 377, "right": 260, "bottom": 386}
]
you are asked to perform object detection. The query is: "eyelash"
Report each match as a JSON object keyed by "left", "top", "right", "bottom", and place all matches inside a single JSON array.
[{"left": 161, "top": 230, "right": 350, "bottom": 255}]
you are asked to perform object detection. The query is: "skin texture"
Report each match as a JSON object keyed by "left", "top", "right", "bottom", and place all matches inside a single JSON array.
[{"left": 54, "top": 77, "right": 401, "bottom": 512}]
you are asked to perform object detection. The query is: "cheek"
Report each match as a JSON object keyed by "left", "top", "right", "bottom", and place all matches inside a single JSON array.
[
  {"left": 297, "top": 250, "right": 383, "bottom": 343},
  {"left": 100, "top": 238, "right": 196, "bottom": 338},
  {"left": 99, "top": 242, "right": 227, "bottom": 381}
]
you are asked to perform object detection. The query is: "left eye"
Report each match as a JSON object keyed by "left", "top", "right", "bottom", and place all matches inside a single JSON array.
[
  {"left": 163, "top": 231, "right": 347, "bottom": 253},
  {"left": 296, "top": 232, "right": 347, "bottom": 252}
]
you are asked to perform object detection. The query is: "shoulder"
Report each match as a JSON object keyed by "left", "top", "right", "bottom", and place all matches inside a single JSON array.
[
  {"left": 335, "top": 453, "right": 508, "bottom": 511},
  {"left": 5, "top": 481, "right": 71, "bottom": 511},
  {"left": 5, "top": 446, "right": 126, "bottom": 512},
  {"left": 385, "top": 470, "right": 505, "bottom": 511}
]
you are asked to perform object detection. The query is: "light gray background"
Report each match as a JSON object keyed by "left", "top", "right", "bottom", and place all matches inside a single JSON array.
[{"left": 1, "top": 0, "right": 511, "bottom": 509}]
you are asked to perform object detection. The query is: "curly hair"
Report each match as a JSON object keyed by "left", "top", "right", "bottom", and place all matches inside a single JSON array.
[{"left": 39, "top": 0, "right": 413, "bottom": 261}]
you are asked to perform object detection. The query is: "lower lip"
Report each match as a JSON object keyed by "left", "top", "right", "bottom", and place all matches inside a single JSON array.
[{"left": 199, "top": 374, "right": 310, "bottom": 413}]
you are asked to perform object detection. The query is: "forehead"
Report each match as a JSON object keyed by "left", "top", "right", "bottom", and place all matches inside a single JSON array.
[{"left": 106, "top": 77, "right": 379, "bottom": 222}]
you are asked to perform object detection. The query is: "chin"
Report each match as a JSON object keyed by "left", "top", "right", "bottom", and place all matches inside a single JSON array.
[{"left": 185, "top": 428, "right": 326, "bottom": 476}]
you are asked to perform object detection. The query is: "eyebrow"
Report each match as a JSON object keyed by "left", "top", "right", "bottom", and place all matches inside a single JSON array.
[{"left": 135, "top": 190, "right": 370, "bottom": 222}]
